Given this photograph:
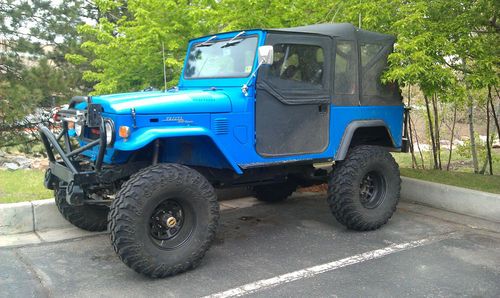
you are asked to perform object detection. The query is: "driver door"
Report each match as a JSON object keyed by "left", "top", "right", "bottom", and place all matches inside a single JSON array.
[{"left": 255, "top": 33, "right": 332, "bottom": 156}]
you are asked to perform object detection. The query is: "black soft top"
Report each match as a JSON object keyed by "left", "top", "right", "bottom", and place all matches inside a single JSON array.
[
  {"left": 269, "top": 23, "right": 395, "bottom": 44},
  {"left": 191, "top": 23, "right": 394, "bottom": 44}
]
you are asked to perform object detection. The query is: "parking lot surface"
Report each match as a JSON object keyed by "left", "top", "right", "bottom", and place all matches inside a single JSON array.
[{"left": 1, "top": 193, "right": 499, "bottom": 297}]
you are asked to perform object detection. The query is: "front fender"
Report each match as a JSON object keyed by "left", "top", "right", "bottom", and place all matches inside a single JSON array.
[{"left": 113, "top": 126, "right": 243, "bottom": 174}]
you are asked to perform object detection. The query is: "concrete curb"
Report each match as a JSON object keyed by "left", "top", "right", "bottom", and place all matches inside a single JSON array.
[
  {"left": 0, "top": 199, "right": 73, "bottom": 235},
  {"left": 401, "top": 177, "right": 500, "bottom": 223},
  {"left": 0, "top": 201, "right": 35, "bottom": 234}
]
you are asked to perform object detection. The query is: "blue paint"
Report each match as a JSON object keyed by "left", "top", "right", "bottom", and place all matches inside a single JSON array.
[
  {"left": 89, "top": 90, "right": 232, "bottom": 114},
  {"left": 76, "top": 29, "right": 404, "bottom": 175}
]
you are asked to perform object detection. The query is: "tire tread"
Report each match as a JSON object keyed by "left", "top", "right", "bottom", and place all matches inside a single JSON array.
[
  {"left": 327, "top": 145, "right": 401, "bottom": 231},
  {"left": 55, "top": 188, "right": 108, "bottom": 232},
  {"left": 108, "top": 163, "right": 219, "bottom": 278}
]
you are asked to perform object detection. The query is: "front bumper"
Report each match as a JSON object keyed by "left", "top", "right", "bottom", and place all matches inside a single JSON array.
[
  {"left": 40, "top": 121, "right": 147, "bottom": 205},
  {"left": 39, "top": 115, "right": 109, "bottom": 205}
]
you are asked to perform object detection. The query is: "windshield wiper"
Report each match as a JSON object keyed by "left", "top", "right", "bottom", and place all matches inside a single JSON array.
[
  {"left": 196, "top": 35, "right": 217, "bottom": 48},
  {"left": 221, "top": 31, "right": 246, "bottom": 48}
]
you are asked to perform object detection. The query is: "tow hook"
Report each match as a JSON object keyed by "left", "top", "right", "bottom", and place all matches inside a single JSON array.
[{"left": 65, "top": 181, "right": 85, "bottom": 206}]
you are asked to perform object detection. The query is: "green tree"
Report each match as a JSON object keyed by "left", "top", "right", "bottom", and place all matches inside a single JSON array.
[
  {"left": 74, "top": 0, "right": 335, "bottom": 94},
  {"left": 0, "top": 0, "right": 97, "bottom": 148},
  {"left": 73, "top": 0, "right": 219, "bottom": 94},
  {"left": 336, "top": 0, "right": 499, "bottom": 171}
]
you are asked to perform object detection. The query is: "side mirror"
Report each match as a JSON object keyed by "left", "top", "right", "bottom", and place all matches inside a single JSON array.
[
  {"left": 258, "top": 45, "right": 274, "bottom": 65},
  {"left": 241, "top": 46, "right": 274, "bottom": 96}
]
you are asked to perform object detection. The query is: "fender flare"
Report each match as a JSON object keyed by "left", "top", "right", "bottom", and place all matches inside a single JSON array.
[
  {"left": 113, "top": 126, "right": 243, "bottom": 174},
  {"left": 335, "top": 120, "right": 396, "bottom": 161}
]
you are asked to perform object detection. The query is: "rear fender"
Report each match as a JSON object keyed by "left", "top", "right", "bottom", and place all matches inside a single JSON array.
[
  {"left": 335, "top": 120, "right": 396, "bottom": 160},
  {"left": 113, "top": 126, "right": 243, "bottom": 174}
]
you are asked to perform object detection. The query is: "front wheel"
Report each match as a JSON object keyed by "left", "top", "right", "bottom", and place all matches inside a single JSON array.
[
  {"left": 54, "top": 186, "right": 109, "bottom": 232},
  {"left": 109, "top": 164, "right": 219, "bottom": 278},
  {"left": 328, "top": 145, "right": 401, "bottom": 231}
]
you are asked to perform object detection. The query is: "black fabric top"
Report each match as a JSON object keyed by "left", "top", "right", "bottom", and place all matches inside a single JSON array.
[
  {"left": 269, "top": 23, "right": 395, "bottom": 44},
  {"left": 191, "top": 23, "right": 394, "bottom": 44}
]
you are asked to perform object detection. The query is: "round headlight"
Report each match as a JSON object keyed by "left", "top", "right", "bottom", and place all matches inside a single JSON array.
[
  {"left": 74, "top": 122, "right": 83, "bottom": 137},
  {"left": 104, "top": 120, "right": 114, "bottom": 145}
]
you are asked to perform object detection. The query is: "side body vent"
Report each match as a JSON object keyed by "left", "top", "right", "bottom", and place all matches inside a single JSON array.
[{"left": 213, "top": 118, "right": 229, "bottom": 135}]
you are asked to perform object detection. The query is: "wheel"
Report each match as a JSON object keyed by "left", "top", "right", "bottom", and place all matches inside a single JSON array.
[
  {"left": 109, "top": 163, "right": 219, "bottom": 278},
  {"left": 54, "top": 186, "right": 109, "bottom": 232},
  {"left": 328, "top": 145, "right": 400, "bottom": 231},
  {"left": 253, "top": 181, "right": 297, "bottom": 203}
]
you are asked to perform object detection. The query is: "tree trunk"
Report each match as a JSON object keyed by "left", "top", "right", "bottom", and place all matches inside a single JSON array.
[
  {"left": 486, "top": 86, "right": 494, "bottom": 175},
  {"left": 408, "top": 114, "right": 417, "bottom": 168},
  {"left": 467, "top": 101, "right": 479, "bottom": 173},
  {"left": 490, "top": 86, "right": 500, "bottom": 139},
  {"left": 432, "top": 94, "right": 442, "bottom": 169},
  {"left": 424, "top": 94, "right": 438, "bottom": 169},
  {"left": 411, "top": 116, "right": 426, "bottom": 169},
  {"left": 446, "top": 103, "right": 457, "bottom": 171},
  {"left": 408, "top": 116, "right": 417, "bottom": 168},
  {"left": 463, "top": 58, "right": 479, "bottom": 173},
  {"left": 480, "top": 97, "right": 492, "bottom": 174},
  {"left": 407, "top": 86, "right": 417, "bottom": 168}
]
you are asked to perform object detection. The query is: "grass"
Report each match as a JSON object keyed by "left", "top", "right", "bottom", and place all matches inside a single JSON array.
[
  {"left": 0, "top": 169, "right": 52, "bottom": 203},
  {"left": 393, "top": 150, "right": 500, "bottom": 174},
  {"left": 394, "top": 152, "right": 500, "bottom": 194},
  {"left": 400, "top": 168, "right": 500, "bottom": 194}
]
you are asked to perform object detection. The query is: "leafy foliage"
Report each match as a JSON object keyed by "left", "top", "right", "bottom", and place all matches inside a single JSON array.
[
  {"left": 0, "top": 0, "right": 97, "bottom": 148},
  {"left": 1, "top": 0, "right": 498, "bottom": 172},
  {"left": 74, "top": 0, "right": 498, "bottom": 97},
  {"left": 74, "top": 0, "right": 334, "bottom": 94}
]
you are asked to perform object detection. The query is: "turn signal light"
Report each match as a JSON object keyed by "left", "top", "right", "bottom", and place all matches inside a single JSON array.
[{"left": 119, "top": 126, "right": 131, "bottom": 138}]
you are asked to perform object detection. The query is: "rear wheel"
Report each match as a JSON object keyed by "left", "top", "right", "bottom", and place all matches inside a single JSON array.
[
  {"left": 253, "top": 181, "right": 297, "bottom": 203},
  {"left": 54, "top": 186, "right": 109, "bottom": 232},
  {"left": 328, "top": 145, "right": 400, "bottom": 231},
  {"left": 109, "top": 163, "right": 219, "bottom": 278}
]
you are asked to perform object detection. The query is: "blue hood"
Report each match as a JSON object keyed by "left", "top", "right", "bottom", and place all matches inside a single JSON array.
[{"left": 90, "top": 90, "right": 232, "bottom": 114}]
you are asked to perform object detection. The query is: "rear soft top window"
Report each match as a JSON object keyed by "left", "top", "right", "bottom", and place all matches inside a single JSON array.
[
  {"left": 334, "top": 41, "right": 357, "bottom": 96},
  {"left": 360, "top": 42, "right": 401, "bottom": 106}
]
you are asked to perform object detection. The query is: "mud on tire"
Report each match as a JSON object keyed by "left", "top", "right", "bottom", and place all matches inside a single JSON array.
[
  {"left": 328, "top": 145, "right": 401, "bottom": 231},
  {"left": 55, "top": 187, "right": 109, "bottom": 232},
  {"left": 108, "top": 163, "right": 219, "bottom": 278}
]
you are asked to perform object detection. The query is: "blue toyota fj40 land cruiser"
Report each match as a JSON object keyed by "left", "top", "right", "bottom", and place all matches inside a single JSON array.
[{"left": 40, "top": 23, "right": 409, "bottom": 277}]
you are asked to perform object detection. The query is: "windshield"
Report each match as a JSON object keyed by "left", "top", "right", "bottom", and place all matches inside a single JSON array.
[{"left": 184, "top": 36, "right": 258, "bottom": 79}]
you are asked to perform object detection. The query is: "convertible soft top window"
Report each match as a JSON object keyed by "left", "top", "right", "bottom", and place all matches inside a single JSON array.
[{"left": 269, "top": 44, "right": 324, "bottom": 86}]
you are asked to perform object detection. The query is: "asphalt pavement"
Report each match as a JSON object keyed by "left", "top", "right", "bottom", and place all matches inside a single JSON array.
[{"left": 1, "top": 193, "right": 499, "bottom": 297}]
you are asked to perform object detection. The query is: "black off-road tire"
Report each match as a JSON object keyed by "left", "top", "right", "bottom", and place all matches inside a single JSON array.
[
  {"left": 253, "top": 181, "right": 297, "bottom": 203},
  {"left": 54, "top": 187, "right": 109, "bottom": 232},
  {"left": 328, "top": 145, "right": 401, "bottom": 231},
  {"left": 108, "top": 163, "right": 219, "bottom": 278}
]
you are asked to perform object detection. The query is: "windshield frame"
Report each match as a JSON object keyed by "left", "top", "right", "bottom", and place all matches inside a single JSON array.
[{"left": 183, "top": 34, "right": 259, "bottom": 80}]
